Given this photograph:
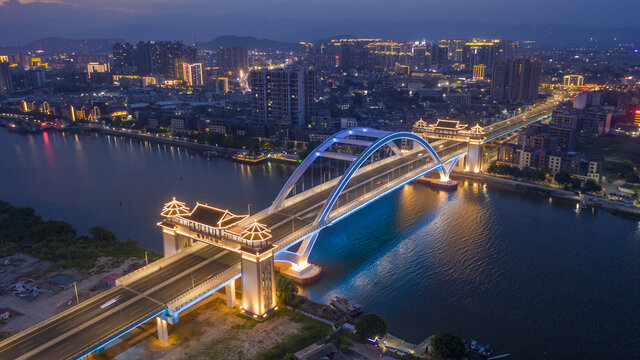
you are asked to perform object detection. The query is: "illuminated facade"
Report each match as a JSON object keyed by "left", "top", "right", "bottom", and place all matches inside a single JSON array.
[
  {"left": 87, "top": 62, "right": 110, "bottom": 79},
  {"left": 473, "top": 64, "right": 486, "bottom": 80},
  {"left": 182, "top": 63, "right": 203, "bottom": 86},
  {"left": 563, "top": 74, "right": 584, "bottom": 87}
]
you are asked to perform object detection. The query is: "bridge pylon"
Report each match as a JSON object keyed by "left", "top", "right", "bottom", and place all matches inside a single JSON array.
[
  {"left": 238, "top": 222, "right": 277, "bottom": 320},
  {"left": 466, "top": 140, "right": 484, "bottom": 173},
  {"left": 274, "top": 233, "right": 322, "bottom": 284}
]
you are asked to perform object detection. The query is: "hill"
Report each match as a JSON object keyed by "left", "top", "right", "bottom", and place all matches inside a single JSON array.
[
  {"left": 198, "top": 35, "right": 299, "bottom": 51},
  {"left": 0, "top": 37, "right": 123, "bottom": 54}
]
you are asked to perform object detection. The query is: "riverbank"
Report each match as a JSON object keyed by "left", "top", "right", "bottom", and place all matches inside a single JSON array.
[
  {"left": 452, "top": 172, "right": 640, "bottom": 219},
  {"left": 61, "top": 126, "right": 302, "bottom": 165},
  {"left": 0, "top": 253, "right": 146, "bottom": 338}
]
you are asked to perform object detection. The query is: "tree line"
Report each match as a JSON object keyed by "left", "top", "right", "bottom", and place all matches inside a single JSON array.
[{"left": 0, "top": 200, "right": 160, "bottom": 269}]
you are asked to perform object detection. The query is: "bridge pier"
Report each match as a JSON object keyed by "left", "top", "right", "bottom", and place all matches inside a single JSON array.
[
  {"left": 274, "top": 233, "right": 322, "bottom": 284},
  {"left": 156, "top": 316, "right": 169, "bottom": 342},
  {"left": 240, "top": 245, "right": 277, "bottom": 320},
  {"left": 466, "top": 141, "right": 483, "bottom": 173},
  {"left": 162, "top": 231, "right": 192, "bottom": 257},
  {"left": 225, "top": 281, "right": 236, "bottom": 308}
]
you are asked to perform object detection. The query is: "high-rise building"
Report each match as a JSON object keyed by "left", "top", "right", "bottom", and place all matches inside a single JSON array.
[
  {"left": 131, "top": 41, "right": 196, "bottom": 77},
  {"left": 431, "top": 43, "right": 449, "bottom": 66},
  {"left": 216, "top": 47, "right": 249, "bottom": 76},
  {"left": 461, "top": 39, "right": 517, "bottom": 71},
  {"left": 213, "top": 77, "right": 229, "bottom": 94},
  {"left": 491, "top": 57, "right": 541, "bottom": 103},
  {"left": 249, "top": 67, "right": 316, "bottom": 128},
  {"left": 112, "top": 42, "right": 136, "bottom": 72},
  {"left": 473, "top": 64, "right": 486, "bottom": 80},
  {"left": 0, "top": 60, "right": 13, "bottom": 95},
  {"left": 182, "top": 63, "right": 203, "bottom": 86},
  {"left": 463, "top": 40, "right": 497, "bottom": 70}
]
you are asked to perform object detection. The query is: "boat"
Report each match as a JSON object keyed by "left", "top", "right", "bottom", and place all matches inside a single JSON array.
[
  {"left": 330, "top": 295, "right": 362, "bottom": 316},
  {"left": 232, "top": 152, "right": 268, "bottom": 164}
]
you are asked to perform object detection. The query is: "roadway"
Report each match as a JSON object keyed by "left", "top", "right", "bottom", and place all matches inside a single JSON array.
[
  {"left": 0, "top": 246, "right": 240, "bottom": 360},
  {"left": 482, "top": 94, "right": 563, "bottom": 142}
]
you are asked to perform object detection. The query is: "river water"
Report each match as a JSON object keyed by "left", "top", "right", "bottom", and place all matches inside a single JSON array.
[{"left": 1, "top": 130, "right": 638, "bottom": 359}]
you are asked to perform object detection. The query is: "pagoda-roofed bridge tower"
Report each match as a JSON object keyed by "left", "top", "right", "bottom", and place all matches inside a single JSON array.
[{"left": 412, "top": 118, "right": 486, "bottom": 173}]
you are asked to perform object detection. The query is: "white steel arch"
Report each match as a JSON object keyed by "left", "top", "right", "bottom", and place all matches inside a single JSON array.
[
  {"left": 269, "top": 127, "right": 397, "bottom": 213},
  {"left": 313, "top": 131, "right": 441, "bottom": 226}
]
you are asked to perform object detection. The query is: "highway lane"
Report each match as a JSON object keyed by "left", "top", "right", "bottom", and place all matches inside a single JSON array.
[
  {"left": 0, "top": 245, "right": 225, "bottom": 360},
  {"left": 31, "top": 251, "right": 241, "bottom": 360}
]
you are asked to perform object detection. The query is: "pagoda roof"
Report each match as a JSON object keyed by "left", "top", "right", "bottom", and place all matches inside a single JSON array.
[
  {"left": 433, "top": 119, "right": 468, "bottom": 130},
  {"left": 241, "top": 221, "right": 272, "bottom": 242},
  {"left": 182, "top": 203, "right": 247, "bottom": 229},
  {"left": 161, "top": 197, "right": 190, "bottom": 217}
]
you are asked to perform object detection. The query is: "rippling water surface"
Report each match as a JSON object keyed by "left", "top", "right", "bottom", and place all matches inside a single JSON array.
[{"left": 1, "top": 130, "right": 639, "bottom": 359}]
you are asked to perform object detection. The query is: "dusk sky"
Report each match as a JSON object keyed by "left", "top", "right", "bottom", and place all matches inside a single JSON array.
[{"left": 1, "top": 0, "right": 639, "bottom": 45}]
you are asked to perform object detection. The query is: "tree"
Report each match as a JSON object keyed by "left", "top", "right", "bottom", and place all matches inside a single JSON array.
[
  {"left": 430, "top": 333, "right": 465, "bottom": 359},
  {"left": 554, "top": 172, "right": 573, "bottom": 185},
  {"left": 582, "top": 179, "right": 602, "bottom": 193},
  {"left": 276, "top": 275, "right": 298, "bottom": 304},
  {"left": 354, "top": 313, "right": 388, "bottom": 341}
]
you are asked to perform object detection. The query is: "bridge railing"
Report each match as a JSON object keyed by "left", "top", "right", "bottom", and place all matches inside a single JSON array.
[
  {"left": 167, "top": 262, "right": 242, "bottom": 314},
  {"left": 326, "top": 147, "right": 467, "bottom": 224},
  {"left": 116, "top": 241, "right": 206, "bottom": 287},
  {"left": 243, "top": 146, "right": 427, "bottom": 225}
]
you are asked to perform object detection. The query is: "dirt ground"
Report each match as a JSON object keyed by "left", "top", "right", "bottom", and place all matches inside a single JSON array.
[
  {"left": 100, "top": 295, "right": 303, "bottom": 360},
  {"left": 0, "top": 253, "right": 145, "bottom": 336}
]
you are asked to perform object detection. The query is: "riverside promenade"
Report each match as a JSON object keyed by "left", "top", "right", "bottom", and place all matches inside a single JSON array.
[{"left": 453, "top": 172, "right": 640, "bottom": 218}]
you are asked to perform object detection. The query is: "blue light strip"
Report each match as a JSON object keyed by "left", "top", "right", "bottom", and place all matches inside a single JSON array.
[
  {"left": 483, "top": 114, "right": 551, "bottom": 143},
  {"left": 74, "top": 309, "right": 165, "bottom": 360},
  {"left": 326, "top": 157, "right": 455, "bottom": 227},
  {"left": 316, "top": 132, "right": 442, "bottom": 225},
  {"left": 274, "top": 152, "right": 467, "bottom": 253},
  {"left": 172, "top": 273, "right": 241, "bottom": 316}
]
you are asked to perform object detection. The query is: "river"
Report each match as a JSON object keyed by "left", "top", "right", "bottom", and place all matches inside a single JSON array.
[{"left": 1, "top": 129, "right": 638, "bottom": 359}]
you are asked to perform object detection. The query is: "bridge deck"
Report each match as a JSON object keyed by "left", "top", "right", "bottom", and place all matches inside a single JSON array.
[{"left": 0, "top": 246, "right": 239, "bottom": 360}]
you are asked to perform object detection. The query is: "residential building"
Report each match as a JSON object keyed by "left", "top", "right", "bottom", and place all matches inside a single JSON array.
[
  {"left": 216, "top": 47, "right": 249, "bottom": 76},
  {"left": 249, "top": 67, "right": 316, "bottom": 129},
  {"left": 491, "top": 57, "right": 541, "bottom": 103},
  {"left": 0, "top": 60, "right": 13, "bottom": 94},
  {"left": 473, "top": 64, "right": 486, "bottom": 80},
  {"left": 182, "top": 63, "right": 203, "bottom": 86}
]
